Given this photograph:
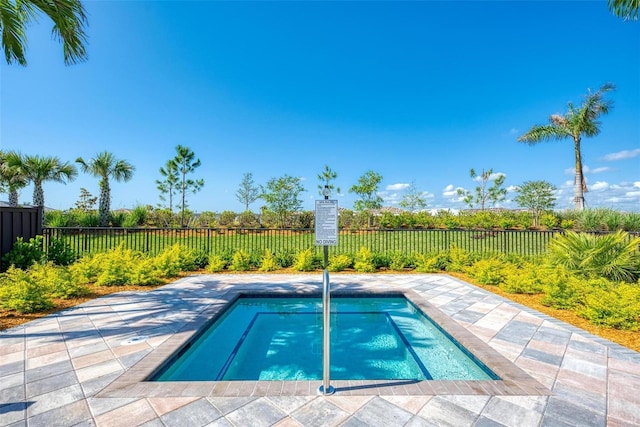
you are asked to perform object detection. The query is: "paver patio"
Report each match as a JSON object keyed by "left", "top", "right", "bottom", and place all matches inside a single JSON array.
[{"left": 1, "top": 274, "right": 639, "bottom": 426}]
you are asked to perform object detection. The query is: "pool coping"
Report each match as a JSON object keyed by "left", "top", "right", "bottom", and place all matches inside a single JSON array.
[{"left": 98, "top": 286, "right": 550, "bottom": 398}]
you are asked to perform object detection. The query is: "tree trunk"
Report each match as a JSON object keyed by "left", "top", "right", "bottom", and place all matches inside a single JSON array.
[
  {"left": 33, "top": 182, "right": 44, "bottom": 207},
  {"left": 99, "top": 179, "right": 111, "bottom": 227},
  {"left": 573, "top": 137, "right": 585, "bottom": 211},
  {"left": 8, "top": 190, "right": 18, "bottom": 207}
]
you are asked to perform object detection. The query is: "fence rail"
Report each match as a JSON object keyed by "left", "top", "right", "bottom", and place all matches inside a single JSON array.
[{"left": 42, "top": 227, "right": 639, "bottom": 258}]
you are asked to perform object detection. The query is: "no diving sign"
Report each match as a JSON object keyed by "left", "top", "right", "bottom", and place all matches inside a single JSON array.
[{"left": 315, "top": 200, "right": 338, "bottom": 246}]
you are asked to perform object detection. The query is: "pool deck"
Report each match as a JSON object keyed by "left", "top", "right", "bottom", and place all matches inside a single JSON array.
[{"left": 1, "top": 274, "right": 639, "bottom": 426}]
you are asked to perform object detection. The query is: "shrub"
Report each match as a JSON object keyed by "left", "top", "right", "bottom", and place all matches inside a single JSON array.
[
  {"left": 29, "top": 262, "right": 88, "bottom": 298},
  {"left": 499, "top": 263, "right": 545, "bottom": 294},
  {"left": 548, "top": 230, "right": 640, "bottom": 282},
  {"left": 154, "top": 244, "right": 195, "bottom": 278},
  {"left": 46, "top": 238, "right": 77, "bottom": 266},
  {"left": 541, "top": 267, "right": 586, "bottom": 310},
  {"left": 130, "top": 258, "right": 163, "bottom": 285},
  {"left": 94, "top": 246, "right": 141, "bottom": 286},
  {"left": 540, "top": 212, "right": 558, "bottom": 229},
  {"left": 579, "top": 281, "right": 640, "bottom": 330},
  {"left": 219, "top": 210, "right": 237, "bottom": 227},
  {"left": 465, "top": 258, "right": 513, "bottom": 285},
  {"left": 2, "top": 236, "right": 45, "bottom": 270},
  {"left": 69, "top": 254, "right": 102, "bottom": 284},
  {"left": 229, "top": 249, "right": 252, "bottom": 271},
  {"left": 414, "top": 253, "right": 442, "bottom": 272},
  {"left": 259, "top": 250, "right": 278, "bottom": 272},
  {"left": 293, "top": 248, "right": 315, "bottom": 272},
  {"left": 446, "top": 244, "right": 477, "bottom": 272},
  {"left": 109, "top": 211, "right": 127, "bottom": 227},
  {"left": 622, "top": 212, "right": 640, "bottom": 232},
  {"left": 354, "top": 247, "right": 376, "bottom": 273},
  {"left": 328, "top": 254, "right": 352, "bottom": 272},
  {"left": 207, "top": 254, "right": 226, "bottom": 272},
  {"left": 389, "top": 252, "right": 411, "bottom": 271},
  {"left": 192, "top": 250, "right": 209, "bottom": 269},
  {"left": 123, "top": 205, "right": 149, "bottom": 227},
  {"left": 372, "top": 252, "right": 390, "bottom": 269},
  {"left": 0, "top": 266, "right": 53, "bottom": 313},
  {"left": 275, "top": 249, "right": 296, "bottom": 268}
]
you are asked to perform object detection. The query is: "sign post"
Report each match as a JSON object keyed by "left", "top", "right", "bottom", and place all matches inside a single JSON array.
[{"left": 316, "top": 185, "right": 337, "bottom": 395}]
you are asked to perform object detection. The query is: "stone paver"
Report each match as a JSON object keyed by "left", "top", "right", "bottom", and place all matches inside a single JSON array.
[{"left": 1, "top": 274, "right": 640, "bottom": 426}]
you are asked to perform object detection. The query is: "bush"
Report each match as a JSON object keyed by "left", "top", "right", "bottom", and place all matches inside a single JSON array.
[
  {"left": 130, "top": 258, "right": 163, "bottom": 285},
  {"left": 541, "top": 266, "right": 586, "bottom": 310},
  {"left": 207, "top": 254, "right": 226, "bottom": 272},
  {"left": 0, "top": 266, "right": 53, "bottom": 313},
  {"left": 123, "top": 205, "right": 149, "bottom": 227},
  {"left": 579, "top": 281, "right": 640, "bottom": 330},
  {"left": 154, "top": 244, "right": 197, "bottom": 277},
  {"left": 499, "top": 263, "right": 545, "bottom": 294},
  {"left": 548, "top": 230, "right": 640, "bottom": 282},
  {"left": 94, "top": 246, "right": 141, "bottom": 286},
  {"left": 328, "top": 254, "right": 352, "bottom": 272},
  {"left": 275, "top": 249, "right": 296, "bottom": 268},
  {"left": 465, "top": 258, "right": 513, "bottom": 285},
  {"left": 446, "top": 244, "right": 477, "bottom": 272},
  {"left": 229, "top": 249, "right": 252, "bottom": 271},
  {"left": 2, "top": 236, "right": 45, "bottom": 270},
  {"left": 46, "top": 238, "right": 77, "bottom": 266},
  {"left": 192, "top": 250, "right": 209, "bottom": 269},
  {"left": 293, "top": 248, "right": 315, "bottom": 272},
  {"left": 29, "top": 262, "right": 88, "bottom": 298},
  {"left": 354, "top": 247, "right": 375, "bottom": 273},
  {"left": 389, "top": 252, "right": 411, "bottom": 271},
  {"left": 259, "top": 250, "right": 278, "bottom": 272},
  {"left": 69, "top": 254, "right": 102, "bottom": 284},
  {"left": 414, "top": 253, "right": 441, "bottom": 272}
]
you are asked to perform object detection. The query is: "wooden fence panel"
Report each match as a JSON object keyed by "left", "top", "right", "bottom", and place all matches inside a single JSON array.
[{"left": 0, "top": 207, "right": 43, "bottom": 262}]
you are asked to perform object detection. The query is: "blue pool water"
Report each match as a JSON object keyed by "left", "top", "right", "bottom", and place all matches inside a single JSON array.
[{"left": 153, "top": 296, "right": 498, "bottom": 381}]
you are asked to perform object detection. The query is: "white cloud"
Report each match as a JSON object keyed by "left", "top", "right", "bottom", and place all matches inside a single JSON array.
[
  {"left": 634, "top": 182, "right": 640, "bottom": 189},
  {"left": 506, "top": 185, "right": 518, "bottom": 192},
  {"left": 386, "top": 183, "right": 410, "bottom": 191},
  {"left": 625, "top": 191, "right": 640, "bottom": 197},
  {"left": 602, "top": 148, "right": 640, "bottom": 161},
  {"left": 473, "top": 171, "right": 505, "bottom": 182},
  {"left": 590, "top": 181, "right": 609, "bottom": 191}
]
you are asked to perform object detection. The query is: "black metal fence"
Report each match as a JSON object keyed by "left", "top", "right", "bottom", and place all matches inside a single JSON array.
[
  {"left": 1, "top": 207, "right": 43, "bottom": 261},
  {"left": 39, "top": 226, "right": 627, "bottom": 258}
]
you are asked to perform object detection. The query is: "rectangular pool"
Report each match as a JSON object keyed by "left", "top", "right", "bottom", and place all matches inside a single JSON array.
[{"left": 152, "top": 296, "right": 499, "bottom": 381}]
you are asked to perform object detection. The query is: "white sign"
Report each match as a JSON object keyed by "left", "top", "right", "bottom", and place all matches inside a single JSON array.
[{"left": 315, "top": 200, "right": 338, "bottom": 246}]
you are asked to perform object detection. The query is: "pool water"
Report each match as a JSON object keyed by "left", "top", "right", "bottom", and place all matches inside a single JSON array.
[{"left": 153, "top": 296, "right": 498, "bottom": 381}]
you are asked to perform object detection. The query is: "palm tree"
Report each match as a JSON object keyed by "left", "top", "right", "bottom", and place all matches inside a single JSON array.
[
  {"left": 517, "top": 83, "right": 615, "bottom": 211},
  {"left": 0, "top": 150, "right": 28, "bottom": 206},
  {"left": 76, "top": 151, "right": 135, "bottom": 227},
  {"left": 609, "top": 0, "right": 639, "bottom": 20},
  {"left": 1, "top": 0, "right": 88, "bottom": 66},
  {"left": 18, "top": 154, "right": 77, "bottom": 207}
]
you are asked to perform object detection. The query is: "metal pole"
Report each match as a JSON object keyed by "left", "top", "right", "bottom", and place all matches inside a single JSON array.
[{"left": 318, "top": 185, "right": 334, "bottom": 395}]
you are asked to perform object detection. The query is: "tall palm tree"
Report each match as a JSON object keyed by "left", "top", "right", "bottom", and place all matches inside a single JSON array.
[
  {"left": 19, "top": 154, "right": 77, "bottom": 207},
  {"left": 76, "top": 151, "right": 135, "bottom": 227},
  {"left": 0, "top": 150, "right": 28, "bottom": 206},
  {"left": 1, "top": 0, "right": 88, "bottom": 66},
  {"left": 517, "top": 83, "right": 615, "bottom": 211}
]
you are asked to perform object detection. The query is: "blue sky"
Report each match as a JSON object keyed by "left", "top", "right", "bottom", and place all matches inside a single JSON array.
[{"left": 1, "top": 1, "right": 639, "bottom": 213}]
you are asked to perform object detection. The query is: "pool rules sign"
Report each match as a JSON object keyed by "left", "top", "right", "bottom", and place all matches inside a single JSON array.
[{"left": 315, "top": 199, "right": 338, "bottom": 246}]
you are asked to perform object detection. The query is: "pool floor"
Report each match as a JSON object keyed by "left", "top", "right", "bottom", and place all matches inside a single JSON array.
[{"left": 154, "top": 297, "right": 497, "bottom": 382}]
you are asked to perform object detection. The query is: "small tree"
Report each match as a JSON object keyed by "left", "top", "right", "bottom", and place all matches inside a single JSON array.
[
  {"left": 74, "top": 188, "right": 97, "bottom": 212},
  {"left": 260, "top": 175, "right": 305, "bottom": 228},
  {"left": 236, "top": 172, "right": 260, "bottom": 212},
  {"left": 349, "top": 170, "right": 383, "bottom": 212},
  {"left": 457, "top": 168, "right": 506, "bottom": 210},
  {"left": 0, "top": 150, "right": 27, "bottom": 207},
  {"left": 398, "top": 181, "right": 428, "bottom": 212},
  {"left": 317, "top": 165, "right": 340, "bottom": 197},
  {"left": 170, "top": 145, "right": 204, "bottom": 227},
  {"left": 514, "top": 181, "right": 557, "bottom": 227},
  {"left": 76, "top": 151, "right": 134, "bottom": 227},
  {"left": 156, "top": 160, "right": 179, "bottom": 212}
]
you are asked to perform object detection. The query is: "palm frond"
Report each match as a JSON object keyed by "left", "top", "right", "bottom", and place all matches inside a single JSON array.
[
  {"left": 609, "top": 0, "right": 639, "bottom": 20},
  {"left": 517, "top": 124, "right": 571, "bottom": 145}
]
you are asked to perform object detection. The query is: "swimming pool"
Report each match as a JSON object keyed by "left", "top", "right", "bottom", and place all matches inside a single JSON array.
[{"left": 152, "top": 295, "right": 499, "bottom": 382}]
